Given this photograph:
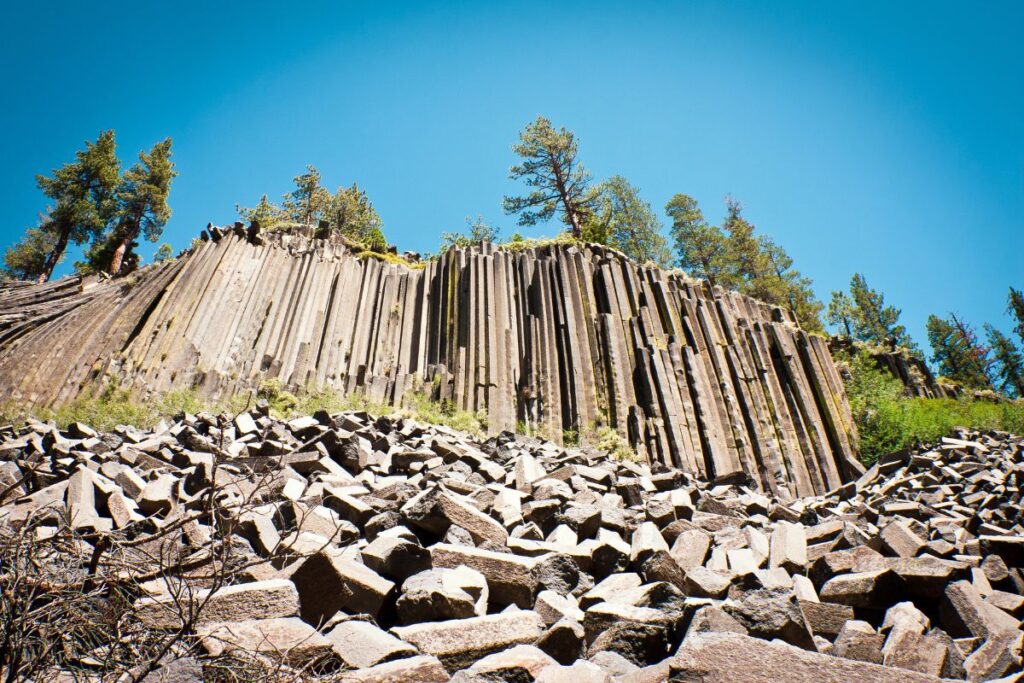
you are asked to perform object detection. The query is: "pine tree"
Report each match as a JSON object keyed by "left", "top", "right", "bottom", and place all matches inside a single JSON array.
[
  {"left": 985, "top": 324, "right": 1024, "bottom": 397},
  {"left": 153, "top": 243, "right": 174, "bottom": 263},
  {"left": 586, "top": 176, "right": 669, "bottom": 267},
  {"left": 327, "top": 183, "right": 386, "bottom": 250},
  {"left": 1, "top": 218, "right": 59, "bottom": 281},
  {"left": 826, "top": 290, "right": 856, "bottom": 337},
  {"left": 105, "top": 138, "right": 176, "bottom": 275},
  {"left": 238, "top": 194, "right": 288, "bottom": 230},
  {"left": 926, "top": 314, "right": 992, "bottom": 389},
  {"left": 721, "top": 197, "right": 765, "bottom": 291},
  {"left": 665, "top": 193, "right": 727, "bottom": 285},
  {"left": 440, "top": 215, "right": 501, "bottom": 251},
  {"left": 35, "top": 131, "right": 121, "bottom": 282},
  {"left": 1008, "top": 287, "right": 1024, "bottom": 343},
  {"left": 503, "top": 116, "right": 594, "bottom": 238},
  {"left": 666, "top": 194, "right": 821, "bottom": 330},
  {"left": 758, "top": 237, "right": 823, "bottom": 332},
  {"left": 282, "top": 165, "right": 331, "bottom": 225},
  {"left": 845, "top": 274, "right": 915, "bottom": 349}
]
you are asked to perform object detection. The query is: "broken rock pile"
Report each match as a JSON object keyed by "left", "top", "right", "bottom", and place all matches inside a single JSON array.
[{"left": 1, "top": 409, "right": 1022, "bottom": 682}]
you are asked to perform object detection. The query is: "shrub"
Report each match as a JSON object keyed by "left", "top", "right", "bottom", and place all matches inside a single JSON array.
[{"left": 840, "top": 350, "right": 1024, "bottom": 464}]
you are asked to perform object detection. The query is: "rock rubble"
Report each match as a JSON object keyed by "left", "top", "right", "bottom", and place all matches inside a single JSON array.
[{"left": 1, "top": 408, "right": 1022, "bottom": 681}]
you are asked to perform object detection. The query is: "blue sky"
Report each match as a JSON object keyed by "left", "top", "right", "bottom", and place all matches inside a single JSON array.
[{"left": 2, "top": 1, "right": 1021, "bottom": 349}]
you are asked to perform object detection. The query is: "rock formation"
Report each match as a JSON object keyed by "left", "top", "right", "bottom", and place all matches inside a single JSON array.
[
  {"left": 0, "top": 227, "right": 860, "bottom": 498},
  {"left": 829, "top": 337, "right": 958, "bottom": 399},
  {"left": 1, "top": 409, "right": 1021, "bottom": 680}
]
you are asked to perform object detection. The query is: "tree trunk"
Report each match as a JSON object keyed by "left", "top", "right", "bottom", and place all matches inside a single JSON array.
[
  {"left": 37, "top": 231, "right": 69, "bottom": 284},
  {"left": 566, "top": 210, "right": 584, "bottom": 239},
  {"left": 108, "top": 237, "right": 129, "bottom": 276},
  {"left": 552, "top": 168, "right": 583, "bottom": 239},
  {"left": 109, "top": 216, "right": 142, "bottom": 276}
]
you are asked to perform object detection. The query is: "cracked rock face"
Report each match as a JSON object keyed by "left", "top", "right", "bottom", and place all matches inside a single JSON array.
[
  {"left": 0, "top": 231, "right": 859, "bottom": 498},
  {"left": 0, "top": 406, "right": 1022, "bottom": 681}
]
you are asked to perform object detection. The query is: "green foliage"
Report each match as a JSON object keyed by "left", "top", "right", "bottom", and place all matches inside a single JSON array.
[
  {"left": 1008, "top": 287, "right": 1024, "bottom": 343},
  {"left": 440, "top": 215, "right": 501, "bottom": 251},
  {"left": 592, "top": 425, "right": 642, "bottom": 462},
  {"left": 667, "top": 194, "right": 822, "bottom": 331},
  {"left": 504, "top": 116, "right": 594, "bottom": 238},
  {"left": 496, "top": 231, "right": 583, "bottom": 253},
  {"left": 237, "top": 194, "right": 289, "bottom": 230},
  {"left": 666, "top": 193, "right": 727, "bottom": 285},
  {"left": 34, "top": 130, "right": 122, "bottom": 282},
  {"left": 282, "top": 165, "right": 331, "bottom": 225},
  {"left": 36, "top": 382, "right": 156, "bottom": 432},
  {"left": 755, "top": 236, "right": 824, "bottom": 333},
  {"left": 355, "top": 249, "right": 424, "bottom": 270},
  {"left": 326, "top": 183, "right": 387, "bottom": 250},
  {"left": 826, "top": 290, "right": 856, "bottom": 337},
  {"left": 586, "top": 176, "right": 670, "bottom": 267},
  {"left": 398, "top": 392, "right": 489, "bottom": 436},
  {"left": 240, "top": 167, "right": 388, "bottom": 251},
  {"left": 153, "top": 243, "right": 174, "bottom": 263},
  {"left": 926, "top": 314, "right": 992, "bottom": 390},
  {"left": 17, "top": 134, "right": 177, "bottom": 279},
  {"left": 2, "top": 223, "right": 59, "bottom": 281},
  {"left": 102, "top": 138, "right": 177, "bottom": 275},
  {"left": 839, "top": 350, "right": 1024, "bottom": 464},
  {"left": 0, "top": 381, "right": 489, "bottom": 439},
  {"left": 985, "top": 325, "right": 1024, "bottom": 398},
  {"left": 75, "top": 233, "right": 139, "bottom": 276},
  {"left": 827, "top": 273, "right": 915, "bottom": 350},
  {"left": 255, "top": 378, "right": 299, "bottom": 414}
]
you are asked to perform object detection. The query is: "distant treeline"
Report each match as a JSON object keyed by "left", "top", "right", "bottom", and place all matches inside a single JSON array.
[{"left": 3, "top": 118, "right": 1022, "bottom": 398}]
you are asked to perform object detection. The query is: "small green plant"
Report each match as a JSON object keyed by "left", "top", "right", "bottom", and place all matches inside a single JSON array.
[
  {"left": 591, "top": 424, "right": 641, "bottom": 462},
  {"left": 398, "top": 392, "right": 488, "bottom": 436},
  {"left": 497, "top": 231, "right": 583, "bottom": 253},
  {"left": 354, "top": 250, "right": 425, "bottom": 270},
  {"left": 256, "top": 379, "right": 299, "bottom": 416}
]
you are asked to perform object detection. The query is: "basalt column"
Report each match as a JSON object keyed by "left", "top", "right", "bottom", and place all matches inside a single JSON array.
[{"left": 0, "top": 231, "right": 862, "bottom": 497}]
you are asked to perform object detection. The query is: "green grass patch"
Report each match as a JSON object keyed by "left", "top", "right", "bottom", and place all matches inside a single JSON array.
[
  {"left": 0, "top": 379, "right": 489, "bottom": 438},
  {"left": 838, "top": 350, "right": 1024, "bottom": 464},
  {"left": 496, "top": 231, "right": 584, "bottom": 254},
  {"left": 354, "top": 250, "right": 425, "bottom": 270}
]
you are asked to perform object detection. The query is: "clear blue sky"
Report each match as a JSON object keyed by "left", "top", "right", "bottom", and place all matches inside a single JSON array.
[{"left": 2, "top": 1, "right": 1021, "bottom": 350}]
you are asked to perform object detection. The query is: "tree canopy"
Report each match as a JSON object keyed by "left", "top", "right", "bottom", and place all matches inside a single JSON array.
[
  {"left": 1, "top": 220, "right": 59, "bottom": 281},
  {"left": 283, "top": 165, "right": 331, "bottom": 225},
  {"left": 667, "top": 194, "right": 822, "bottom": 331},
  {"left": 238, "top": 167, "right": 388, "bottom": 251},
  {"left": 440, "top": 215, "right": 501, "bottom": 251},
  {"left": 985, "top": 324, "right": 1024, "bottom": 398},
  {"left": 34, "top": 131, "right": 121, "bottom": 282},
  {"left": 105, "top": 138, "right": 176, "bottom": 275},
  {"left": 825, "top": 274, "right": 915, "bottom": 350},
  {"left": 503, "top": 116, "right": 594, "bottom": 238},
  {"left": 585, "top": 176, "right": 670, "bottom": 267},
  {"left": 666, "top": 193, "right": 727, "bottom": 285},
  {"left": 1008, "top": 287, "right": 1024, "bottom": 343},
  {"left": 926, "top": 314, "right": 992, "bottom": 389}
]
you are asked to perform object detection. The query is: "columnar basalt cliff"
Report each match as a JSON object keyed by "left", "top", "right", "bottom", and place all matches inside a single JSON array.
[{"left": 0, "top": 226, "right": 861, "bottom": 497}]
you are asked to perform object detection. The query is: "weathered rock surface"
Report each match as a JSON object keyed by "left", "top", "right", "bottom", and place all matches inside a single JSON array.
[{"left": 0, "top": 407, "right": 1021, "bottom": 680}]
